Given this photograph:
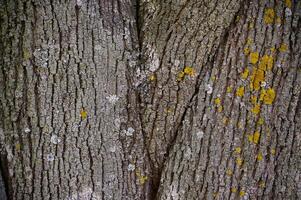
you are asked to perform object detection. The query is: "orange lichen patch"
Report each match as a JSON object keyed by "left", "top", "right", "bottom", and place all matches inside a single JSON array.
[
  {"left": 236, "top": 157, "right": 243, "bottom": 166},
  {"left": 80, "top": 109, "right": 88, "bottom": 119},
  {"left": 244, "top": 47, "right": 250, "bottom": 55},
  {"left": 279, "top": 43, "right": 288, "bottom": 52},
  {"left": 264, "top": 8, "right": 275, "bottom": 24},
  {"left": 257, "top": 152, "right": 263, "bottom": 161},
  {"left": 239, "top": 190, "right": 246, "bottom": 197},
  {"left": 241, "top": 68, "right": 249, "bottom": 79},
  {"left": 234, "top": 147, "right": 241, "bottom": 154},
  {"left": 285, "top": 0, "right": 292, "bottom": 8},
  {"left": 149, "top": 74, "right": 156, "bottom": 81},
  {"left": 248, "top": 131, "right": 260, "bottom": 144},
  {"left": 227, "top": 86, "right": 233, "bottom": 93},
  {"left": 214, "top": 97, "right": 221, "bottom": 105},
  {"left": 251, "top": 103, "right": 261, "bottom": 115},
  {"left": 231, "top": 187, "right": 237, "bottom": 193},
  {"left": 259, "top": 55, "right": 274, "bottom": 71},
  {"left": 226, "top": 169, "right": 233, "bottom": 176},
  {"left": 263, "top": 88, "right": 276, "bottom": 105},
  {"left": 236, "top": 86, "right": 245, "bottom": 97},
  {"left": 250, "top": 68, "right": 265, "bottom": 91},
  {"left": 249, "top": 52, "right": 259, "bottom": 64}
]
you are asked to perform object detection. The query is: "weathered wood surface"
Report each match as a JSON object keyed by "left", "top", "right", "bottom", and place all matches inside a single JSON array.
[{"left": 0, "top": 0, "right": 300, "bottom": 199}]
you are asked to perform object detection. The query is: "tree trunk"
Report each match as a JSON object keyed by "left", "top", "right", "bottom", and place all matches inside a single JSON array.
[{"left": 0, "top": 0, "right": 300, "bottom": 200}]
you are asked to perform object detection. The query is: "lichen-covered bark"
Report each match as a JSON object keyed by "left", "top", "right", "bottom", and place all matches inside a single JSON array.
[
  {"left": 139, "top": 0, "right": 301, "bottom": 199},
  {"left": 0, "top": 0, "right": 150, "bottom": 199},
  {"left": 0, "top": 0, "right": 300, "bottom": 200}
]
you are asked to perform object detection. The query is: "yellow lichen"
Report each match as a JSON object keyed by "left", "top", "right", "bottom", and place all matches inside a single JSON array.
[
  {"left": 263, "top": 88, "right": 276, "bottom": 105},
  {"left": 247, "top": 38, "right": 253, "bottom": 45},
  {"left": 239, "top": 190, "right": 246, "bottom": 197},
  {"left": 264, "top": 8, "right": 275, "bottom": 24},
  {"left": 249, "top": 22, "right": 254, "bottom": 29},
  {"left": 177, "top": 71, "right": 185, "bottom": 81},
  {"left": 80, "top": 109, "right": 88, "bottom": 119},
  {"left": 259, "top": 180, "right": 266, "bottom": 188},
  {"left": 241, "top": 68, "right": 249, "bottom": 79},
  {"left": 236, "top": 157, "right": 243, "bottom": 166},
  {"left": 236, "top": 86, "right": 245, "bottom": 97},
  {"left": 285, "top": 0, "right": 292, "bottom": 8},
  {"left": 248, "top": 131, "right": 260, "bottom": 144},
  {"left": 135, "top": 170, "right": 148, "bottom": 185},
  {"left": 222, "top": 117, "right": 229, "bottom": 125},
  {"left": 16, "top": 143, "right": 21, "bottom": 151},
  {"left": 217, "top": 106, "right": 223, "bottom": 113},
  {"left": 227, "top": 86, "right": 233, "bottom": 93},
  {"left": 231, "top": 187, "right": 237, "bottom": 193},
  {"left": 184, "top": 66, "right": 195, "bottom": 76},
  {"left": 249, "top": 52, "right": 259, "bottom": 64},
  {"left": 271, "top": 148, "right": 276, "bottom": 155},
  {"left": 279, "top": 43, "right": 288, "bottom": 52},
  {"left": 250, "top": 68, "right": 265, "bottom": 91},
  {"left": 276, "top": 17, "right": 282, "bottom": 24},
  {"left": 257, "top": 152, "right": 263, "bottom": 161},
  {"left": 270, "top": 47, "right": 276, "bottom": 53},
  {"left": 149, "top": 74, "right": 156, "bottom": 81},
  {"left": 258, "top": 117, "right": 264, "bottom": 125},
  {"left": 234, "top": 147, "right": 241, "bottom": 154},
  {"left": 23, "top": 49, "right": 31, "bottom": 60},
  {"left": 251, "top": 95, "right": 258, "bottom": 104},
  {"left": 244, "top": 47, "right": 250, "bottom": 55},
  {"left": 226, "top": 169, "right": 233, "bottom": 176},
  {"left": 259, "top": 55, "right": 274, "bottom": 71},
  {"left": 214, "top": 98, "right": 221, "bottom": 105},
  {"left": 251, "top": 103, "right": 261, "bottom": 115}
]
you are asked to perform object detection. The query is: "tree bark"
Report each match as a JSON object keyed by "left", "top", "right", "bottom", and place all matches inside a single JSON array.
[{"left": 0, "top": 0, "right": 300, "bottom": 200}]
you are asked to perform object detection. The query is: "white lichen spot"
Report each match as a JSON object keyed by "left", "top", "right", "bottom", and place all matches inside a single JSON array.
[
  {"left": 106, "top": 95, "right": 119, "bottom": 104},
  {"left": 76, "top": 0, "right": 83, "bottom": 6},
  {"left": 196, "top": 130, "right": 204, "bottom": 139},
  {"left": 147, "top": 45, "right": 160, "bottom": 72},
  {"left": 261, "top": 81, "right": 267, "bottom": 87},
  {"left": 125, "top": 127, "right": 135, "bottom": 136},
  {"left": 109, "top": 146, "right": 116, "bottom": 153},
  {"left": 205, "top": 84, "right": 213, "bottom": 94},
  {"left": 50, "top": 134, "right": 61, "bottom": 144},
  {"left": 127, "top": 163, "right": 136, "bottom": 171},
  {"left": 24, "top": 127, "right": 31, "bottom": 133},
  {"left": 94, "top": 44, "right": 102, "bottom": 51},
  {"left": 46, "top": 153, "right": 55, "bottom": 162},
  {"left": 285, "top": 8, "right": 292, "bottom": 16},
  {"left": 174, "top": 59, "right": 180, "bottom": 67}
]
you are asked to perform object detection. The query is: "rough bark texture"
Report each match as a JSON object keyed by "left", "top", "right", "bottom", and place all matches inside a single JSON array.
[{"left": 0, "top": 0, "right": 300, "bottom": 200}]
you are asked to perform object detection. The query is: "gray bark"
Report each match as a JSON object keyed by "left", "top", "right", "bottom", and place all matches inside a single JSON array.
[{"left": 0, "top": 0, "right": 300, "bottom": 200}]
